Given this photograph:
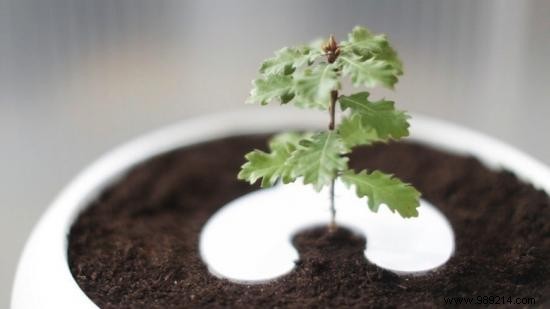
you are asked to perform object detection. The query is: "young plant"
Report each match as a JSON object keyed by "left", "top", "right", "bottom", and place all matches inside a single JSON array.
[{"left": 238, "top": 26, "right": 420, "bottom": 230}]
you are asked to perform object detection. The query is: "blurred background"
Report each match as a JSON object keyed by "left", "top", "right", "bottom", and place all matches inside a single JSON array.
[{"left": 1, "top": 0, "right": 549, "bottom": 305}]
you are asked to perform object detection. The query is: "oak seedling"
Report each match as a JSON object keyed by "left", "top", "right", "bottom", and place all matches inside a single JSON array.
[{"left": 238, "top": 26, "right": 420, "bottom": 230}]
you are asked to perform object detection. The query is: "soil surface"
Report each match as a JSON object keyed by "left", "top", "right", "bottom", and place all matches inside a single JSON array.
[{"left": 68, "top": 135, "right": 550, "bottom": 308}]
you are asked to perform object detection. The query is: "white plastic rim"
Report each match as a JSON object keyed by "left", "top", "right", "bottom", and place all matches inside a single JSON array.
[{"left": 11, "top": 109, "right": 550, "bottom": 309}]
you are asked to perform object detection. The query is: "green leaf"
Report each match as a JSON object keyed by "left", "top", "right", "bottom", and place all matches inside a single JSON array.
[
  {"left": 341, "top": 26, "right": 402, "bottom": 71},
  {"left": 292, "top": 63, "right": 340, "bottom": 109},
  {"left": 291, "top": 131, "right": 349, "bottom": 191},
  {"left": 339, "top": 92, "right": 410, "bottom": 140},
  {"left": 338, "top": 113, "right": 381, "bottom": 148},
  {"left": 238, "top": 133, "right": 305, "bottom": 187},
  {"left": 338, "top": 26, "right": 403, "bottom": 89},
  {"left": 238, "top": 150, "right": 292, "bottom": 188},
  {"left": 247, "top": 74, "right": 293, "bottom": 105},
  {"left": 341, "top": 169, "right": 420, "bottom": 218},
  {"left": 337, "top": 54, "right": 400, "bottom": 89},
  {"left": 342, "top": 26, "right": 388, "bottom": 55},
  {"left": 268, "top": 132, "right": 308, "bottom": 153},
  {"left": 260, "top": 46, "right": 319, "bottom": 76}
]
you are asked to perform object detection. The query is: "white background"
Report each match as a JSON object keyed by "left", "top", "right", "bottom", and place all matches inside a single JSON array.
[{"left": 1, "top": 0, "right": 549, "bottom": 306}]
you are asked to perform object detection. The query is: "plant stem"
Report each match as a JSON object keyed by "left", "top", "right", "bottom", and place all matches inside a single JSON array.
[
  {"left": 328, "top": 89, "right": 338, "bottom": 232},
  {"left": 328, "top": 90, "right": 337, "bottom": 130},
  {"left": 325, "top": 35, "right": 340, "bottom": 232},
  {"left": 329, "top": 177, "right": 336, "bottom": 232}
]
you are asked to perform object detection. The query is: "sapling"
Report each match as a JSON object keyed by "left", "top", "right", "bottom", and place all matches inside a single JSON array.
[{"left": 238, "top": 26, "right": 420, "bottom": 230}]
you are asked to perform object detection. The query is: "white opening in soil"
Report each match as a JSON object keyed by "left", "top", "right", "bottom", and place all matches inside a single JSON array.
[{"left": 200, "top": 181, "right": 455, "bottom": 283}]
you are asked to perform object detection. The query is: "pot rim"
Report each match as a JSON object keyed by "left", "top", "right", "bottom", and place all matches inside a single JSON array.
[{"left": 11, "top": 109, "right": 550, "bottom": 309}]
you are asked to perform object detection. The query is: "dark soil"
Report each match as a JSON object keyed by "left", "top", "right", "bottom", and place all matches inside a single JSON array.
[{"left": 68, "top": 135, "right": 550, "bottom": 308}]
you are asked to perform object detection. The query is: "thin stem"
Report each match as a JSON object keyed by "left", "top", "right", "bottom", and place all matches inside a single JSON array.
[
  {"left": 329, "top": 177, "right": 336, "bottom": 232},
  {"left": 324, "top": 35, "right": 340, "bottom": 232},
  {"left": 328, "top": 90, "right": 338, "bottom": 130},
  {"left": 328, "top": 89, "right": 338, "bottom": 232}
]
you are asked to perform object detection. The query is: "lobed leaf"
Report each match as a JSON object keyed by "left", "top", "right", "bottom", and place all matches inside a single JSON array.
[
  {"left": 341, "top": 169, "right": 420, "bottom": 218},
  {"left": 339, "top": 92, "right": 409, "bottom": 140},
  {"left": 292, "top": 63, "right": 340, "bottom": 109},
  {"left": 290, "top": 131, "right": 349, "bottom": 191},
  {"left": 337, "top": 54, "right": 400, "bottom": 89},
  {"left": 247, "top": 74, "right": 294, "bottom": 105},
  {"left": 342, "top": 26, "right": 386, "bottom": 54},
  {"left": 341, "top": 26, "right": 402, "bottom": 72},
  {"left": 338, "top": 113, "right": 381, "bottom": 148},
  {"left": 238, "top": 132, "right": 307, "bottom": 187},
  {"left": 338, "top": 26, "right": 403, "bottom": 89},
  {"left": 268, "top": 132, "right": 309, "bottom": 152},
  {"left": 248, "top": 58, "right": 338, "bottom": 109},
  {"left": 260, "top": 46, "right": 320, "bottom": 76}
]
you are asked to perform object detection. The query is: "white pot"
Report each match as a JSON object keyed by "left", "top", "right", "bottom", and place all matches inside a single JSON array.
[{"left": 11, "top": 109, "right": 550, "bottom": 309}]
